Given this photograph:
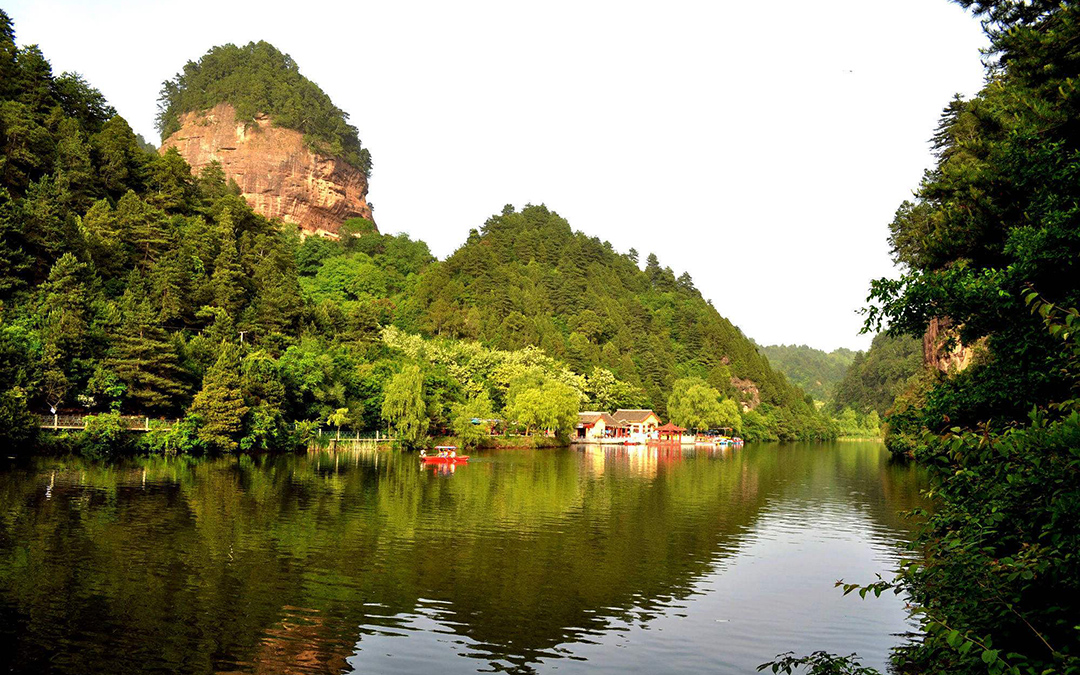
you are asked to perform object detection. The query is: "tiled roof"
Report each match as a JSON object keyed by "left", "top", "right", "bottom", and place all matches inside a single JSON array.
[
  {"left": 579, "top": 412, "right": 626, "bottom": 427},
  {"left": 578, "top": 412, "right": 603, "bottom": 425},
  {"left": 613, "top": 409, "right": 659, "bottom": 423}
]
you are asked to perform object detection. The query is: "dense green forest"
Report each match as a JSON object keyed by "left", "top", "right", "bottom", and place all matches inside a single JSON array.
[
  {"left": 829, "top": 333, "right": 922, "bottom": 416},
  {"left": 756, "top": 343, "right": 856, "bottom": 402},
  {"left": 819, "top": 2, "right": 1080, "bottom": 674},
  {"left": 756, "top": 336, "right": 920, "bottom": 438},
  {"left": 397, "top": 205, "right": 832, "bottom": 439},
  {"left": 0, "top": 12, "right": 832, "bottom": 454},
  {"left": 156, "top": 41, "right": 372, "bottom": 174}
]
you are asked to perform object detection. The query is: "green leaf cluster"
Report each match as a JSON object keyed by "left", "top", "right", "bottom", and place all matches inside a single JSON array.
[
  {"left": 851, "top": 4, "right": 1080, "bottom": 672},
  {"left": 666, "top": 377, "right": 741, "bottom": 433},
  {"left": 865, "top": 1, "right": 1080, "bottom": 435}
]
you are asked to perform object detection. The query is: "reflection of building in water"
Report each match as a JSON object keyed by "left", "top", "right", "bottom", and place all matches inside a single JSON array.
[
  {"left": 219, "top": 606, "right": 354, "bottom": 675},
  {"left": 587, "top": 446, "right": 606, "bottom": 476},
  {"left": 582, "top": 444, "right": 689, "bottom": 479},
  {"left": 626, "top": 445, "right": 659, "bottom": 478}
]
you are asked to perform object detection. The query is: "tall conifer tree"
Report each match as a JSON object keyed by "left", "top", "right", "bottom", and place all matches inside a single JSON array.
[
  {"left": 212, "top": 209, "right": 246, "bottom": 316},
  {"left": 189, "top": 342, "right": 247, "bottom": 451},
  {"left": 105, "top": 273, "right": 188, "bottom": 411}
]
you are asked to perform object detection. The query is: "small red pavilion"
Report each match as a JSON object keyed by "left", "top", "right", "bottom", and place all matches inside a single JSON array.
[{"left": 655, "top": 422, "right": 686, "bottom": 444}]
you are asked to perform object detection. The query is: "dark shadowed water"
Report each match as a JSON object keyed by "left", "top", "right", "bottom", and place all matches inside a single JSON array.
[{"left": 0, "top": 441, "right": 926, "bottom": 674}]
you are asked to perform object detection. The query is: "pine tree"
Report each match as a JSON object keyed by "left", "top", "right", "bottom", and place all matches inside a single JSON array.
[
  {"left": 81, "top": 198, "right": 128, "bottom": 282},
  {"left": 0, "top": 98, "right": 52, "bottom": 192},
  {"left": 249, "top": 236, "right": 301, "bottom": 342},
  {"left": 0, "top": 188, "right": 29, "bottom": 296},
  {"left": 189, "top": 342, "right": 248, "bottom": 451},
  {"left": 92, "top": 116, "right": 145, "bottom": 197},
  {"left": 0, "top": 11, "right": 16, "bottom": 100},
  {"left": 645, "top": 253, "right": 661, "bottom": 285},
  {"left": 105, "top": 273, "right": 188, "bottom": 411},
  {"left": 51, "top": 72, "right": 114, "bottom": 134},
  {"left": 145, "top": 147, "right": 195, "bottom": 213},
  {"left": 38, "top": 253, "right": 94, "bottom": 410},
  {"left": 39, "top": 253, "right": 92, "bottom": 362},
  {"left": 53, "top": 117, "right": 96, "bottom": 212},
  {"left": 211, "top": 212, "right": 246, "bottom": 316},
  {"left": 195, "top": 161, "right": 228, "bottom": 201},
  {"left": 148, "top": 249, "right": 189, "bottom": 325},
  {"left": 13, "top": 45, "right": 54, "bottom": 114},
  {"left": 115, "top": 190, "right": 169, "bottom": 266},
  {"left": 21, "top": 176, "right": 74, "bottom": 280}
]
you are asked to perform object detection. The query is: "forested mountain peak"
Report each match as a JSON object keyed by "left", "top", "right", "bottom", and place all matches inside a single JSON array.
[
  {"left": 394, "top": 204, "right": 833, "bottom": 439},
  {"left": 156, "top": 42, "right": 376, "bottom": 237},
  {"left": 0, "top": 9, "right": 831, "bottom": 449},
  {"left": 156, "top": 41, "right": 371, "bottom": 174}
]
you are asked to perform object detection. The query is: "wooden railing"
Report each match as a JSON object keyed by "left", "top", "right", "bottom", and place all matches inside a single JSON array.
[
  {"left": 39, "top": 414, "right": 176, "bottom": 432},
  {"left": 315, "top": 429, "right": 392, "bottom": 444},
  {"left": 39, "top": 415, "right": 391, "bottom": 442}
]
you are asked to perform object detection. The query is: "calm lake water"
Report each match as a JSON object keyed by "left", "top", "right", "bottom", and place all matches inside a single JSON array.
[{"left": 0, "top": 441, "right": 926, "bottom": 674}]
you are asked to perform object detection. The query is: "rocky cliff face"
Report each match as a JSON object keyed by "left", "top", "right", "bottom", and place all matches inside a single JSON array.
[
  {"left": 923, "top": 316, "right": 980, "bottom": 372},
  {"left": 160, "top": 103, "right": 374, "bottom": 237}
]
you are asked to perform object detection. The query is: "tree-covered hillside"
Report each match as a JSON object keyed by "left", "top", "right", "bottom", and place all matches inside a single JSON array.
[
  {"left": 0, "top": 10, "right": 831, "bottom": 451},
  {"left": 830, "top": 333, "right": 921, "bottom": 417},
  {"left": 393, "top": 205, "right": 833, "bottom": 440},
  {"left": 756, "top": 344, "right": 857, "bottom": 402},
  {"left": 156, "top": 41, "right": 372, "bottom": 174},
  {"left": 850, "top": 3, "right": 1080, "bottom": 673},
  {"left": 867, "top": 0, "right": 1080, "bottom": 434}
]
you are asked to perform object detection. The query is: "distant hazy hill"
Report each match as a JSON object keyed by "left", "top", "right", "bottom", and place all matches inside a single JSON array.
[{"left": 757, "top": 344, "right": 858, "bottom": 402}]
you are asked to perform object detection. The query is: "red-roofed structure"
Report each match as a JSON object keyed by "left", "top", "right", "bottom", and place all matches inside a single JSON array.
[{"left": 655, "top": 422, "right": 686, "bottom": 443}]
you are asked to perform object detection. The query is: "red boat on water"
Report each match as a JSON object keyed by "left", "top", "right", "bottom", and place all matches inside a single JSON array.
[
  {"left": 423, "top": 456, "right": 469, "bottom": 464},
  {"left": 421, "top": 446, "right": 469, "bottom": 464}
]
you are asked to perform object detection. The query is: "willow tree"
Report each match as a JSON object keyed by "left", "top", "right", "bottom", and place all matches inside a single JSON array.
[
  {"left": 667, "top": 377, "right": 724, "bottom": 432},
  {"left": 504, "top": 379, "right": 578, "bottom": 438},
  {"left": 381, "top": 364, "right": 427, "bottom": 448},
  {"left": 450, "top": 390, "right": 494, "bottom": 448}
]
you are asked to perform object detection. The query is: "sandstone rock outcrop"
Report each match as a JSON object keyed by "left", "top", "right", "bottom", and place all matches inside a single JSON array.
[
  {"left": 160, "top": 103, "right": 374, "bottom": 237},
  {"left": 924, "top": 316, "right": 980, "bottom": 372}
]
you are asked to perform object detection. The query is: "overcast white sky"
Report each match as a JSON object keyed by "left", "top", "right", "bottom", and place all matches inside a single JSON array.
[{"left": 7, "top": 0, "right": 989, "bottom": 351}]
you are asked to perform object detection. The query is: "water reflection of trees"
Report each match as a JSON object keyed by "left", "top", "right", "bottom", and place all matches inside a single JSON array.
[{"left": 0, "top": 442, "right": 927, "bottom": 674}]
